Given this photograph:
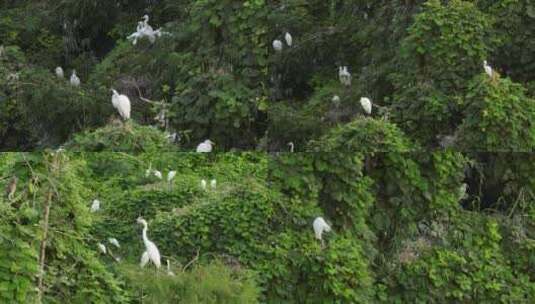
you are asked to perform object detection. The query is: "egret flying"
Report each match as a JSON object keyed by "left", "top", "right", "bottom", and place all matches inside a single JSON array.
[
  {"left": 210, "top": 179, "right": 217, "bottom": 189},
  {"left": 201, "top": 179, "right": 207, "bottom": 190},
  {"left": 154, "top": 170, "right": 163, "bottom": 180},
  {"left": 55, "top": 66, "right": 64, "bottom": 79},
  {"left": 360, "top": 97, "right": 372, "bottom": 115},
  {"left": 91, "top": 199, "right": 100, "bottom": 213},
  {"left": 288, "top": 142, "right": 295, "bottom": 153},
  {"left": 137, "top": 217, "right": 161, "bottom": 269},
  {"left": 313, "top": 217, "right": 332, "bottom": 246},
  {"left": 284, "top": 32, "right": 293, "bottom": 47},
  {"left": 70, "top": 70, "right": 80, "bottom": 86},
  {"left": 108, "top": 238, "right": 120, "bottom": 248},
  {"left": 483, "top": 60, "right": 493, "bottom": 78},
  {"left": 196, "top": 139, "right": 214, "bottom": 152},
  {"left": 167, "top": 171, "right": 176, "bottom": 182},
  {"left": 111, "top": 89, "right": 131, "bottom": 121},
  {"left": 98, "top": 243, "right": 107, "bottom": 254},
  {"left": 272, "top": 39, "right": 283, "bottom": 52}
]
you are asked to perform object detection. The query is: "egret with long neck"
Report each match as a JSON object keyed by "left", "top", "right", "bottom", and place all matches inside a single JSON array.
[{"left": 137, "top": 217, "right": 161, "bottom": 269}]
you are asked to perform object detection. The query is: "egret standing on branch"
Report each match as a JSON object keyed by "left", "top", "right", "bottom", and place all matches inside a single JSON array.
[
  {"left": 196, "top": 140, "right": 214, "bottom": 152},
  {"left": 210, "top": 179, "right": 217, "bottom": 189},
  {"left": 137, "top": 217, "right": 161, "bottom": 269},
  {"left": 360, "top": 97, "right": 372, "bottom": 115},
  {"left": 288, "top": 142, "right": 295, "bottom": 153},
  {"left": 108, "top": 238, "right": 120, "bottom": 248},
  {"left": 111, "top": 89, "right": 131, "bottom": 121},
  {"left": 55, "top": 67, "right": 64, "bottom": 79},
  {"left": 154, "top": 170, "right": 163, "bottom": 180},
  {"left": 98, "top": 243, "right": 107, "bottom": 254},
  {"left": 338, "top": 66, "right": 351, "bottom": 86},
  {"left": 201, "top": 179, "right": 207, "bottom": 190},
  {"left": 167, "top": 171, "right": 176, "bottom": 182},
  {"left": 313, "top": 217, "right": 332, "bottom": 247},
  {"left": 70, "top": 70, "right": 80, "bottom": 86}
]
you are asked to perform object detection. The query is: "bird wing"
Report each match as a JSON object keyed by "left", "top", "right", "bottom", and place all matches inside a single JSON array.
[{"left": 117, "top": 96, "right": 131, "bottom": 119}]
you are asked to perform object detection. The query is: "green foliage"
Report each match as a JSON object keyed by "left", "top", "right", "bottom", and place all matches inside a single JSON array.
[
  {"left": 65, "top": 122, "right": 176, "bottom": 152},
  {"left": 120, "top": 261, "right": 260, "bottom": 303},
  {"left": 456, "top": 76, "right": 535, "bottom": 151}
]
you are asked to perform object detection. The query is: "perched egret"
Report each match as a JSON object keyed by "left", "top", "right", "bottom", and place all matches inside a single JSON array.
[
  {"left": 91, "top": 199, "right": 100, "bottom": 213},
  {"left": 167, "top": 171, "right": 177, "bottom": 182},
  {"left": 284, "top": 32, "right": 293, "bottom": 47},
  {"left": 483, "top": 60, "right": 493, "bottom": 78},
  {"left": 145, "top": 163, "right": 153, "bottom": 178},
  {"left": 127, "top": 21, "right": 145, "bottom": 45},
  {"left": 360, "top": 97, "right": 372, "bottom": 115},
  {"left": 137, "top": 217, "right": 161, "bottom": 269},
  {"left": 141, "top": 15, "right": 153, "bottom": 33},
  {"left": 458, "top": 183, "right": 468, "bottom": 200},
  {"left": 332, "top": 95, "right": 341, "bottom": 103},
  {"left": 210, "top": 179, "right": 217, "bottom": 189},
  {"left": 98, "top": 243, "right": 107, "bottom": 254},
  {"left": 5, "top": 176, "right": 17, "bottom": 201},
  {"left": 111, "top": 89, "right": 131, "bottom": 121},
  {"left": 288, "top": 142, "right": 295, "bottom": 153},
  {"left": 272, "top": 39, "right": 283, "bottom": 52},
  {"left": 154, "top": 170, "right": 163, "bottom": 180},
  {"left": 55, "top": 66, "right": 64, "bottom": 79},
  {"left": 70, "top": 70, "right": 80, "bottom": 86},
  {"left": 313, "top": 217, "right": 332, "bottom": 246},
  {"left": 338, "top": 66, "right": 351, "bottom": 86},
  {"left": 438, "top": 134, "right": 456, "bottom": 148},
  {"left": 108, "top": 238, "right": 120, "bottom": 248},
  {"left": 201, "top": 179, "right": 207, "bottom": 190},
  {"left": 196, "top": 139, "right": 214, "bottom": 153},
  {"left": 166, "top": 132, "right": 179, "bottom": 143},
  {"left": 166, "top": 259, "right": 176, "bottom": 276}
]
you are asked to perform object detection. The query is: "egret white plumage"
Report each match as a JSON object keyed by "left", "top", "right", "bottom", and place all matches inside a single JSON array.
[
  {"left": 137, "top": 217, "right": 161, "bottom": 269},
  {"left": 70, "top": 70, "right": 80, "bottom": 86},
  {"left": 154, "top": 170, "right": 163, "bottom": 180},
  {"left": 272, "top": 39, "right": 283, "bottom": 52},
  {"left": 167, "top": 171, "right": 176, "bottom": 182},
  {"left": 108, "top": 238, "right": 120, "bottom": 248},
  {"left": 91, "top": 199, "right": 100, "bottom": 213},
  {"left": 288, "top": 142, "right": 295, "bottom": 153},
  {"left": 111, "top": 89, "right": 131, "bottom": 120},
  {"left": 98, "top": 243, "right": 107, "bottom": 254},
  {"left": 166, "top": 259, "right": 176, "bottom": 276},
  {"left": 360, "top": 97, "right": 372, "bottom": 115},
  {"left": 313, "top": 217, "right": 332, "bottom": 245},
  {"left": 284, "top": 32, "right": 293, "bottom": 47},
  {"left": 332, "top": 95, "right": 340, "bottom": 103},
  {"left": 338, "top": 66, "right": 351, "bottom": 86},
  {"left": 55, "top": 66, "right": 64, "bottom": 78},
  {"left": 140, "top": 251, "right": 150, "bottom": 268},
  {"left": 201, "top": 179, "right": 207, "bottom": 190},
  {"left": 196, "top": 139, "right": 214, "bottom": 152},
  {"left": 483, "top": 60, "right": 493, "bottom": 78},
  {"left": 210, "top": 179, "right": 217, "bottom": 189}
]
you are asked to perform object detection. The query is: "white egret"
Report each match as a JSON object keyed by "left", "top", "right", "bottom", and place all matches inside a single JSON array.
[
  {"left": 167, "top": 171, "right": 177, "bottom": 182},
  {"left": 483, "top": 60, "right": 493, "bottom": 78},
  {"left": 196, "top": 139, "right": 214, "bottom": 153},
  {"left": 272, "top": 39, "right": 283, "bottom": 52},
  {"left": 91, "top": 199, "right": 100, "bottom": 213},
  {"left": 154, "top": 170, "right": 163, "bottom": 180},
  {"left": 313, "top": 217, "right": 332, "bottom": 246},
  {"left": 55, "top": 67, "right": 64, "bottom": 78},
  {"left": 288, "top": 142, "right": 295, "bottom": 153},
  {"left": 458, "top": 183, "right": 468, "bottom": 200},
  {"left": 167, "top": 132, "right": 179, "bottom": 143},
  {"left": 360, "top": 97, "right": 372, "bottom": 115},
  {"left": 338, "top": 66, "right": 351, "bottom": 86},
  {"left": 166, "top": 259, "right": 176, "bottom": 276},
  {"left": 70, "top": 70, "right": 80, "bottom": 86},
  {"left": 111, "top": 89, "right": 131, "bottom": 121},
  {"left": 137, "top": 217, "right": 161, "bottom": 269},
  {"left": 284, "top": 32, "right": 293, "bottom": 47},
  {"left": 332, "top": 95, "right": 340, "bottom": 103},
  {"left": 108, "top": 238, "right": 120, "bottom": 248},
  {"left": 201, "top": 179, "right": 207, "bottom": 190},
  {"left": 145, "top": 163, "right": 153, "bottom": 178},
  {"left": 98, "top": 243, "right": 107, "bottom": 254},
  {"left": 438, "top": 134, "right": 456, "bottom": 148},
  {"left": 210, "top": 179, "right": 217, "bottom": 189},
  {"left": 141, "top": 15, "right": 153, "bottom": 33}
]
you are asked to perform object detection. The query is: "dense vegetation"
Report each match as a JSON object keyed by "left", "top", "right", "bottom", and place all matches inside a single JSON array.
[{"left": 1, "top": 0, "right": 534, "bottom": 303}]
